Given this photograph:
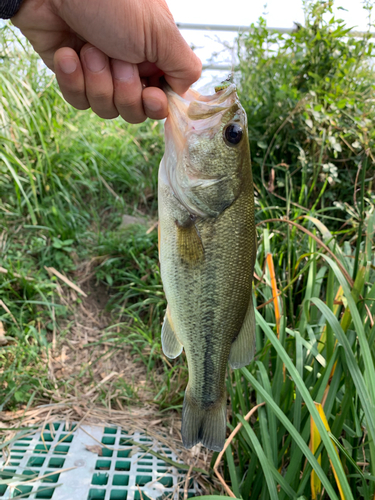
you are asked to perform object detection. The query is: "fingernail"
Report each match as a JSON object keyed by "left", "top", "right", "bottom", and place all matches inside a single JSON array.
[
  {"left": 112, "top": 60, "right": 134, "bottom": 81},
  {"left": 59, "top": 58, "right": 77, "bottom": 75},
  {"left": 84, "top": 48, "right": 107, "bottom": 73},
  {"left": 144, "top": 98, "right": 162, "bottom": 113}
]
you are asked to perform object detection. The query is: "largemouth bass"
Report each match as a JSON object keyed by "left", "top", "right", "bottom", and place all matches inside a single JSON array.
[{"left": 158, "top": 82, "right": 256, "bottom": 452}]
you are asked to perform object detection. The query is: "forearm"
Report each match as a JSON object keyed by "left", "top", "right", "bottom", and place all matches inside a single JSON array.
[{"left": 0, "top": 0, "right": 24, "bottom": 19}]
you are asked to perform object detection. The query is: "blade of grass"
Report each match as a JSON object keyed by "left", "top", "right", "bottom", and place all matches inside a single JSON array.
[
  {"left": 319, "top": 256, "right": 375, "bottom": 403},
  {"left": 0, "top": 153, "right": 37, "bottom": 225},
  {"left": 241, "top": 366, "right": 339, "bottom": 500},
  {"left": 310, "top": 402, "right": 345, "bottom": 500},
  {"left": 237, "top": 415, "right": 279, "bottom": 500},
  {"left": 353, "top": 155, "right": 367, "bottom": 279},
  {"left": 265, "top": 253, "right": 281, "bottom": 336},
  {"left": 256, "top": 362, "right": 278, "bottom": 466},
  {"left": 310, "top": 403, "right": 322, "bottom": 499},
  {"left": 225, "top": 445, "right": 240, "bottom": 499},
  {"left": 310, "top": 298, "right": 375, "bottom": 449},
  {"left": 254, "top": 310, "right": 354, "bottom": 500}
]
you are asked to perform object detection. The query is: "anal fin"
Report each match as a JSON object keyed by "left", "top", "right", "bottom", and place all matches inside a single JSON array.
[
  {"left": 161, "top": 305, "right": 183, "bottom": 359},
  {"left": 229, "top": 295, "right": 256, "bottom": 369}
]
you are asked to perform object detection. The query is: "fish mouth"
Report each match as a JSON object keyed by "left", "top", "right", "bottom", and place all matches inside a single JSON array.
[
  {"left": 163, "top": 82, "right": 241, "bottom": 149},
  {"left": 161, "top": 82, "right": 246, "bottom": 217}
]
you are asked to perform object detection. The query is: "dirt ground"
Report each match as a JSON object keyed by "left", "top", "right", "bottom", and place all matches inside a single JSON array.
[{"left": 0, "top": 272, "right": 218, "bottom": 496}]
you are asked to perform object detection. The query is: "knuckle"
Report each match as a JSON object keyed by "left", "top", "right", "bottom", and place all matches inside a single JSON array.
[
  {"left": 65, "top": 87, "right": 85, "bottom": 99},
  {"left": 119, "top": 112, "right": 146, "bottom": 124},
  {"left": 192, "top": 60, "right": 203, "bottom": 82},
  {"left": 115, "top": 96, "right": 146, "bottom": 123},
  {"left": 89, "top": 102, "right": 117, "bottom": 118},
  {"left": 88, "top": 90, "right": 113, "bottom": 102},
  {"left": 62, "top": 90, "right": 89, "bottom": 110},
  {"left": 95, "top": 109, "right": 119, "bottom": 120},
  {"left": 114, "top": 91, "right": 141, "bottom": 109},
  {"left": 73, "top": 102, "right": 90, "bottom": 111}
]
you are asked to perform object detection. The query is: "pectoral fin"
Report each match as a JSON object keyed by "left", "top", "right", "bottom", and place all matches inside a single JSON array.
[
  {"left": 161, "top": 306, "right": 183, "bottom": 359},
  {"left": 176, "top": 221, "right": 204, "bottom": 265},
  {"left": 229, "top": 296, "right": 256, "bottom": 369}
]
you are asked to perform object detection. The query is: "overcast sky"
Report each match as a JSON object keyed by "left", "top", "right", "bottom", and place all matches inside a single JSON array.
[
  {"left": 166, "top": 0, "right": 372, "bottom": 31},
  {"left": 165, "top": 0, "right": 373, "bottom": 88}
]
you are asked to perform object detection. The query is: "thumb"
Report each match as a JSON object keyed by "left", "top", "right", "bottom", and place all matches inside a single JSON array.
[{"left": 152, "top": 11, "right": 202, "bottom": 94}]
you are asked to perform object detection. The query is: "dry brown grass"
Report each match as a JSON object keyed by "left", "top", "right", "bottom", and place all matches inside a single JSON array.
[{"left": 0, "top": 273, "right": 220, "bottom": 496}]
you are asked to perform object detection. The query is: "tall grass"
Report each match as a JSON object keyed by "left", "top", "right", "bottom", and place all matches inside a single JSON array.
[
  {"left": 0, "top": 23, "right": 165, "bottom": 407},
  {"left": 0, "top": 24, "right": 163, "bottom": 236},
  {"left": 1, "top": 7, "right": 375, "bottom": 500},
  {"left": 221, "top": 208, "right": 375, "bottom": 498},
  {"left": 213, "top": 2, "right": 375, "bottom": 496}
]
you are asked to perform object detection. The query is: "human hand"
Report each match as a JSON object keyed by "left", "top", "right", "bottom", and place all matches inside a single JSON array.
[{"left": 11, "top": 0, "right": 202, "bottom": 122}]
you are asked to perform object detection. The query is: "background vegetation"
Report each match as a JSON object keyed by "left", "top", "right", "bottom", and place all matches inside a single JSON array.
[{"left": 1, "top": 1, "right": 375, "bottom": 499}]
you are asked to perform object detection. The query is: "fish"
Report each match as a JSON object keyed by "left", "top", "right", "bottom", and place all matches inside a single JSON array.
[{"left": 158, "top": 81, "right": 256, "bottom": 452}]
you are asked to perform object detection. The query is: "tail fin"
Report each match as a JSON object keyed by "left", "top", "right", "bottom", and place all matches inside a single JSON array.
[{"left": 181, "top": 391, "right": 226, "bottom": 451}]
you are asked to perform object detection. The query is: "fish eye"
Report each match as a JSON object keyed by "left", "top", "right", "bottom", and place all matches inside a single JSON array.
[{"left": 224, "top": 123, "right": 243, "bottom": 146}]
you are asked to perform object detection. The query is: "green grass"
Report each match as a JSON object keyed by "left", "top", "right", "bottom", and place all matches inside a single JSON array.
[
  {"left": 205, "top": 196, "right": 374, "bottom": 499},
  {"left": 0, "top": 23, "right": 165, "bottom": 407},
  {"left": 238, "top": 0, "right": 375, "bottom": 215},
  {"left": 218, "top": 4, "right": 375, "bottom": 495},
  {"left": 1, "top": 11, "right": 375, "bottom": 500}
]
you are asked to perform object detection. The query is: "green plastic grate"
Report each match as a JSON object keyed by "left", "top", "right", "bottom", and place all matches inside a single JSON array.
[{"left": 0, "top": 423, "right": 196, "bottom": 499}]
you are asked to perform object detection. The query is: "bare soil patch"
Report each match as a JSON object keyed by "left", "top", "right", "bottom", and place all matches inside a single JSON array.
[{"left": 1, "top": 271, "right": 217, "bottom": 496}]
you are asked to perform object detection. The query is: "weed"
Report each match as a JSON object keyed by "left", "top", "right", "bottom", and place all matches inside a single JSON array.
[
  {"left": 1, "top": 8, "right": 375, "bottom": 499},
  {"left": 238, "top": 0, "right": 375, "bottom": 217}
]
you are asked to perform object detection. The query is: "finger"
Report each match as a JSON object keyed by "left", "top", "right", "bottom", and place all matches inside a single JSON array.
[
  {"left": 162, "top": 44, "right": 202, "bottom": 95},
  {"left": 112, "top": 59, "right": 146, "bottom": 124},
  {"left": 138, "top": 62, "right": 161, "bottom": 78},
  {"left": 54, "top": 47, "right": 89, "bottom": 110},
  {"left": 138, "top": 63, "right": 165, "bottom": 93},
  {"left": 81, "top": 44, "right": 118, "bottom": 119},
  {"left": 142, "top": 87, "right": 168, "bottom": 120},
  {"left": 152, "top": 17, "right": 202, "bottom": 95}
]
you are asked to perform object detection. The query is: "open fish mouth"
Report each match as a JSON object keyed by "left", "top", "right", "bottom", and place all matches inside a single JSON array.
[
  {"left": 160, "top": 81, "right": 248, "bottom": 219},
  {"left": 163, "top": 82, "right": 243, "bottom": 148}
]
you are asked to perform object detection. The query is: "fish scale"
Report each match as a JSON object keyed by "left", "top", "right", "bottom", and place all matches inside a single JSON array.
[{"left": 158, "top": 83, "right": 256, "bottom": 451}]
